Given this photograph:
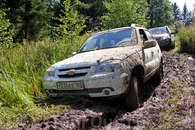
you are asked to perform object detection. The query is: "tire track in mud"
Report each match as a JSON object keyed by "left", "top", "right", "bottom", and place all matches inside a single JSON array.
[{"left": 18, "top": 52, "right": 195, "bottom": 130}]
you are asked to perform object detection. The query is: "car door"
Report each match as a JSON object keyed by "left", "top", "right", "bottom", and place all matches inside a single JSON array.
[
  {"left": 145, "top": 30, "right": 161, "bottom": 69},
  {"left": 139, "top": 29, "right": 160, "bottom": 80}
]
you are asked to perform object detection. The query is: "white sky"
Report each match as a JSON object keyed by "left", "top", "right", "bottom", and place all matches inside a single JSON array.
[{"left": 170, "top": 0, "right": 194, "bottom": 12}]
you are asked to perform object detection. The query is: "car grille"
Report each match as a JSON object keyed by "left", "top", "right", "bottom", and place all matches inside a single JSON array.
[
  {"left": 155, "top": 37, "right": 161, "bottom": 41},
  {"left": 57, "top": 66, "right": 91, "bottom": 78}
]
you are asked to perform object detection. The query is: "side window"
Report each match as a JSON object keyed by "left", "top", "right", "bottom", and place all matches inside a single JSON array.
[
  {"left": 139, "top": 29, "right": 148, "bottom": 45},
  {"left": 145, "top": 30, "right": 153, "bottom": 40}
]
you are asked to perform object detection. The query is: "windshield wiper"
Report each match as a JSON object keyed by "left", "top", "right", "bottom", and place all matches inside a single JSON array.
[
  {"left": 79, "top": 46, "right": 125, "bottom": 53},
  {"left": 96, "top": 46, "right": 125, "bottom": 50}
]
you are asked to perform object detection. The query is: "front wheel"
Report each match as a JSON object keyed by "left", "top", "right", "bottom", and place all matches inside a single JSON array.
[
  {"left": 124, "top": 76, "right": 140, "bottom": 112},
  {"left": 166, "top": 41, "right": 171, "bottom": 51},
  {"left": 171, "top": 42, "right": 175, "bottom": 49}
]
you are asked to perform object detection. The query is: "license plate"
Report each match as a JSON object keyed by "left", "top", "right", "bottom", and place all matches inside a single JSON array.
[{"left": 57, "top": 81, "right": 84, "bottom": 90}]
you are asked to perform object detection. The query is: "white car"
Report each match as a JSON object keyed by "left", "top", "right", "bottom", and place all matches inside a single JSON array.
[{"left": 43, "top": 24, "right": 163, "bottom": 111}]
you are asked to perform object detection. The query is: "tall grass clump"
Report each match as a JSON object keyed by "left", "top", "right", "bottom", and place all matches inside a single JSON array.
[
  {"left": 0, "top": 33, "right": 90, "bottom": 128},
  {"left": 178, "top": 25, "right": 195, "bottom": 54}
]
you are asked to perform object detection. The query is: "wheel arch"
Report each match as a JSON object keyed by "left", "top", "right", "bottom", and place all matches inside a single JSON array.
[{"left": 131, "top": 65, "right": 145, "bottom": 94}]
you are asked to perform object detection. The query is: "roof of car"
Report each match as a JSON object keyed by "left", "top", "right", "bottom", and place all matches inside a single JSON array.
[
  {"left": 149, "top": 26, "right": 168, "bottom": 30},
  {"left": 91, "top": 24, "right": 145, "bottom": 36}
]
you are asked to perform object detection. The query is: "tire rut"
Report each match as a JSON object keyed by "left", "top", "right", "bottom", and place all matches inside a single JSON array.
[{"left": 17, "top": 52, "right": 195, "bottom": 130}]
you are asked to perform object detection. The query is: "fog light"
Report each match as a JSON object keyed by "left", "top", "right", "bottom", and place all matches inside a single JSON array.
[{"left": 102, "top": 88, "right": 111, "bottom": 95}]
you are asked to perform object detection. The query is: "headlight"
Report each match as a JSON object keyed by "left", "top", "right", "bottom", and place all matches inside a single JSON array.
[
  {"left": 44, "top": 66, "right": 55, "bottom": 78},
  {"left": 95, "top": 60, "right": 124, "bottom": 73},
  {"left": 162, "top": 36, "right": 169, "bottom": 40}
]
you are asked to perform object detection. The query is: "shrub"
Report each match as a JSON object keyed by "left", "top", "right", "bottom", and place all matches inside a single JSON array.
[
  {"left": 178, "top": 25, "right": 195, "bottom": 54},
  {"left": 0, "top": 9, "right": 13, "bottom": 46}
]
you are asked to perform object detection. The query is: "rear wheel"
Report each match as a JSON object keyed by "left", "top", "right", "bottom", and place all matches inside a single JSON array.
[{"left": 124, "top": 76, "right": 140, "bottom": 112}]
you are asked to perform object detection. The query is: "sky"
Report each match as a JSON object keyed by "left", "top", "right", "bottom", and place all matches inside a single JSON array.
[{"left": 170, "top": 0, "right": 194, "bottom": 12}]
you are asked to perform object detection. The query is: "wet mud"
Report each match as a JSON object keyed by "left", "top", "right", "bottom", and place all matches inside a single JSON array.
[{"left": 18, "top": 52, "right": 195, "bottom": 130}]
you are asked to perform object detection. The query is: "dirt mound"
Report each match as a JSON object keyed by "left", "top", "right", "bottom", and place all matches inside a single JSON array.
[{"left": 17, "top": 52, "right": 195, "bottom": 130}]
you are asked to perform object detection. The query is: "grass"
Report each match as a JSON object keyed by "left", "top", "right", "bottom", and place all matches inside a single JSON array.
[
  {"left": 172, "top": 36, "right": 180, "bottom": 52},
  {"left": 178, "top": 25, "right": 195, "bottom": 54},
  {"left": 172, "top": 25, "right": 195, "bottom": 54},
  {"left": 156, "top": 81, "right": 195, "bottom": 129},
  {"left": 0, "top": 33, "right": 92, "bottom": 129}
]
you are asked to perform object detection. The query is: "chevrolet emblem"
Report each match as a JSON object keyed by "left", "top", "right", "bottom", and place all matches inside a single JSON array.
[{"left": 66, "top": 69, "right": 76, "bottom": 75}]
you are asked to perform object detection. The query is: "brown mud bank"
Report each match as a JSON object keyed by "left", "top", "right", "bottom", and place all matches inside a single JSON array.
[{"left": 18, "top": 52, "right": 195, "bottom": 130}]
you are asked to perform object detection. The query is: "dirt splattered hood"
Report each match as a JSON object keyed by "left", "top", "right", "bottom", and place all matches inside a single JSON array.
[
  {"left": 52, "top": 45, "right": 142, "bottom": 69},
  {"left": 152, "top": 33, "right": 170, "bottom": 38}
]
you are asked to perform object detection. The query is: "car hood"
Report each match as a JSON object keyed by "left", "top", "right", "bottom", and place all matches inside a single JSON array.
[
  {"left": 152, "top": 33, "right": 169, "bottom": 38},
  {"left": 52, "top": 45, "right": 142, "bottom": 69}
]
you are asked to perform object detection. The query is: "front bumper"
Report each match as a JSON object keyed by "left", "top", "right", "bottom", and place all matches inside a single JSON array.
[
  {"left": 43, "top": 72, "right": 129, "bottom": 98},
  {"left": 157, "top": 39, "right": 169, "bottom": 48}
]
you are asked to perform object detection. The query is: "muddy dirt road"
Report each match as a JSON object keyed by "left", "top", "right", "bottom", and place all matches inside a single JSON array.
[{"left": 18, "top": 52, "right": 195, "bottom": 130}]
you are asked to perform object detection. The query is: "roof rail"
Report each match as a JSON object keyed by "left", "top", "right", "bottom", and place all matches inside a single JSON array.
[{"left": 131, "top": 24, "right": 144, "bottom": 28}]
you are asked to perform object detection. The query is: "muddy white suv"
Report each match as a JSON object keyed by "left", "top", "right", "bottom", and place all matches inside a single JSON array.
[{"left": 43, "top": 24, "right": 163, "bottom": 111}]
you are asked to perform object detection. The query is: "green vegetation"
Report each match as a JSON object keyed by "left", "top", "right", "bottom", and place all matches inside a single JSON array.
[
  {"left": 53, "top": 0, "right": 86, "bottom": 41},
  {"left": 178, "top": 25, "right": 195, "bottom": 54},
  {"left": 172, "top": 36, "right": 180, "bottom": 52},
  {"left": 156, "top": 77, "right": 195, "bottom": 129},
  {"left": 0, "top": 0, "right": 195, "bottom": 128},
  {"left": 101, "top": 0, "right": 149, "bottom": 29},
  {"left": 0, "top": 8, "right": 13, "bottom": 46},
  {"left": 1, "top": 0, "right": 180, "bottom": 44},
  {"left": 147, "top": 0, "right": 174, "bottom": 28},
  {"left": 0, "top": 34, "right": 91, "bottom": 128}
]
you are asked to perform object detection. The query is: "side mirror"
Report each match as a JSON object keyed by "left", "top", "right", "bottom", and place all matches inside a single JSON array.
[
  {"left": 143, "top": 40, "right": 157, "bottom": 49},
  {"left": 72, "top": 52, "right": 77, "bottom": 56}
]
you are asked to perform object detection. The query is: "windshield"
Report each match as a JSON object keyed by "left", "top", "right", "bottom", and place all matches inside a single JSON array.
[
  {"left": 149, "top": 27, "right": 168, "bottom": 35},
  {"left": 79, "top": 28, "right": 134, "bottom": 52}
]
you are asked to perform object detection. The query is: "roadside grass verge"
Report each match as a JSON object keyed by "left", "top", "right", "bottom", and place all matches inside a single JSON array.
[
  {"left": 178, "top": 25, "right": 195, "bottom": 54},
  {"left": 172, "top": 36, "right": 180, "bottom": 52},
  {"left": 0, "top": 33, "right": 91, "bottom": 129},
  {"left": 155, "top": 51, "right": 195, "bottom": 129},
  {"left": 155, "top": 76, "right": 195, "bottom": 129}
]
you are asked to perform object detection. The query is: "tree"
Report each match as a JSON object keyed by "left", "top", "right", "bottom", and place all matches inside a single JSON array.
[
  {"left": 175, "top": 21, "right": 184, "bottom": 34},
  {"left": 182, "top": 3, "right": 188, "bottom": 26},
  {"left": 101, "top": 0, "right": 149, "bottom": 29},
  {"left": 77, "top": 0, "right": 107, "bottom": 31},
  {"left": 173, "top": 2, "right": 181, "bottom": 21},
  {"left": 147, "top": 0, "right": 174, "bottom": 28},
  {"left": 5, "top": 0, "right": 53, "bottom": 42},
  {"left": 54, "top": 0, "right": 86, "bottom": 42},
  {"left": 0, "top": 8, "right": 13, "bottom": 46},
  {"left": 182, "top": 3, "right": 192, "bottom": 26},
  {"left": 192, "top": 3, "right": 195, "bottom": 25}
]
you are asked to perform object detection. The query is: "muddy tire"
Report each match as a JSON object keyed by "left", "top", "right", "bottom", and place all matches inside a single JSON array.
[
  {"left": 124, "top": 76, "right": 140, "bottom": 112},
  {"left": 156, "top": 62, "right": 163, "bottom": 82},
  {"left": 171, "top": 43, "right": 175, "bottom": 49},
  {"left": 166, "top": 41, "right": 171, "bottom": 51}
]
